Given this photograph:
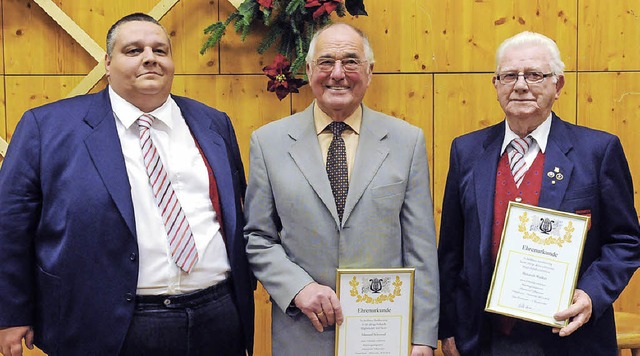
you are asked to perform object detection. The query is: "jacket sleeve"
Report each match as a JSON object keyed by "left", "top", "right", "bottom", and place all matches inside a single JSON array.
[
  {"left": 0, "top": 111, "right": 42, "bottom": 326},
  {"left": 437, "top": 139, "right": 465, "bottom": 340},
  {"left": 576, "top": 136, "right": 640, "bottom": 319}
]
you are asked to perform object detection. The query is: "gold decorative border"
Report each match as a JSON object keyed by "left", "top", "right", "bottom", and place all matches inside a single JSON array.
[
  {"left": 349, "top": 275, "right": 403, "bottom": 304},
  {"left": 485, "top": 202, "right": 590, "bottom": 328},
  {"left": 517, "top": 211, "right": 576, "bottom": 247},
  {"left": 336, "top": 268, "right": 415, "bottom": 356}
]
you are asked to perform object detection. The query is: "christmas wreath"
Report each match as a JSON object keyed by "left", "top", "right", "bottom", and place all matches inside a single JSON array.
[{"left": 200, "top": 0, "right": 367, "bottom": 100}]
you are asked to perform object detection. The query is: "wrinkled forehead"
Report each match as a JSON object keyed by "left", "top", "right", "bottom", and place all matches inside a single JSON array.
[
  {"left": 498, "top": 44, "right": 552, "bottom": 71},
  {"left": 314, "top": 27, "right": 366, "bottom": 59}
]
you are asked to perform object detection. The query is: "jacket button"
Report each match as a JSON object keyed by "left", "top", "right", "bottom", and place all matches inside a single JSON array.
[
  {"left": 125, "top": 293, "right": 134, "bottom": 302},
  {"left": 129, "top": 253, "right": 137, "bottom": 261}
]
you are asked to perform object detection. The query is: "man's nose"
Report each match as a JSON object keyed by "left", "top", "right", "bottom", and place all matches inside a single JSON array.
[
  {"left": 330, "top": 60, "right": 346, "bottom": 79},
  {"left": 142, "top": 48, "right": 157, "bottom": 64},
  {"left": 513, "top": 74, "right": 529, "bottom": 90}
]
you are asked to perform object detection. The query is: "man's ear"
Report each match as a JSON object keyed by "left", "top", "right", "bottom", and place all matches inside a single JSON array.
[
  {"left": 105, "top": 54, "right": 111, "bottom": 77},
  {"left": 555, "top": 74, "right": 565, "bottom": 99}
]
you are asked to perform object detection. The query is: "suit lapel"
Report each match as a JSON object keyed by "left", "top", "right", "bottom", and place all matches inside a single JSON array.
[
  {"left": 539, "top": 114, "right": 574, "bottom": 210},
  {"left": 288, "top": 105, "right": 340, "bottom": 225},
  {"left": 474, "top": 123, "right": 504, "bottom": 282},
  {"left": 83, "top": 89, "right": 137, "bottom": 237},
  {"left": 342, "top": 107, "right": 389, "bottom": 224}
]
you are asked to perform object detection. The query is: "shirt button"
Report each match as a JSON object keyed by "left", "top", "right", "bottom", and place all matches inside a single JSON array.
[
  {"left": 125, "top": 293, "right": 133, "bottom": 302},
  {"left": 164, "top": 299, "right": 171, "bottom": 306},
  {"left": 129, "top": 253, "right": 137, "bottom": 261},
  {"left": 515, "top": 197, "right": 522, "bottom": 202}
]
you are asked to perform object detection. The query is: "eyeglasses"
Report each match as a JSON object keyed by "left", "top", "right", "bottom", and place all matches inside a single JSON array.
[
  {"left": 314, "top": 58, "right": 367, "bottom": 72},
  {"left": 496, "top": 72, "right": 555, "bottom": 85}
]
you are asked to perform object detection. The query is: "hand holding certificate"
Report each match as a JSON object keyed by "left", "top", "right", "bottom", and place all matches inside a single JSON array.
[{"left": 485, "top": 202, "right": 590, "bottom": 327}]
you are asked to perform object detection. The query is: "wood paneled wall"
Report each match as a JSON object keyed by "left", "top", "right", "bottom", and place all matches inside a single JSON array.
[{"left": 1, "top": 1, "right": 639, "bottom": 355}]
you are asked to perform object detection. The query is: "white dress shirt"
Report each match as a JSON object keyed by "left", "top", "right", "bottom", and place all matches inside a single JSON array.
[
  {"left": 110, "top": 86, "right": 230, "bottom": 295},
  {"left": 501, "top": 113, "right": 552, "bottom": 170}
]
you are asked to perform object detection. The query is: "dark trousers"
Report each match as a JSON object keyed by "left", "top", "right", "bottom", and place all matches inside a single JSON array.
[{"left": 120, "top": 280, "right": 245, "bottom": 356}]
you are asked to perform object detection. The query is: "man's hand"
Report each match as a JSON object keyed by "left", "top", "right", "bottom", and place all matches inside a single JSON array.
[
  {"left": 552, "top": 288, "right": 592, "bottom": 337},
  {"left": 294, "top": 282, "right": 343, "bottom": 332},
  {"left": 441, "top": 336, "right": 460, "bottom": 356},
  {"left": 0, "top": 326, "right": 34, "bottom": 356},
  {"left": 410, "top": 344, "right": 434, "bottom": 356}
]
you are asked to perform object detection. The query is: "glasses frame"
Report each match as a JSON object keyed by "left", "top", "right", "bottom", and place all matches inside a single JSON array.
[
  {"left": 313, "top": 58, "right": 368, "bottom": 73},
  {"left": 496, "top": 71, "right": 555, "bottom": 85}
]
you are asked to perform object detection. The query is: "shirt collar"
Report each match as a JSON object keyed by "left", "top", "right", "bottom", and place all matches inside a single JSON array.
[
  {"left": 313, "top": 101, "right": 362, "bottom": 135},
  {"left": 108, "top": 86, "right": 174, "bottom": 130},
  {"left": 501, "top": 113, "right": 552, "bottom": 154}
]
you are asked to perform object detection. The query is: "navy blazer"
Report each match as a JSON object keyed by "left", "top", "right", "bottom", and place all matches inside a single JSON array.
[
  {"left": 438, "top": 113, "right": 640, "bottom": 355},
  {"left": 0, "top": 89, "right": 254, "bottom": 355}
]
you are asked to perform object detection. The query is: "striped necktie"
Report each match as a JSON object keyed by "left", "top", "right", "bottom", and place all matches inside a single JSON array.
[
  {"left": 508, "top": 136, "right": 533, "bottom": 188},
  {"left": 137, "top": 114, "right": 198, "bottom": 273}
]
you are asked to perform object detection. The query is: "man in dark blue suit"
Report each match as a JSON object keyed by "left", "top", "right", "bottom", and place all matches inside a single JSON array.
[
  {"left": 438, "top": 31, "right": 640, "bottom": 355},
  {"left": 0, "top": 13, "right": 253, "bottom": 356}
]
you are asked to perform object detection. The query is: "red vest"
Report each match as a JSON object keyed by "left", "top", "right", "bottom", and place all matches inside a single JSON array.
[
  {"left": 491, "top": 150, "right": 545, "bottom": 334},
  {"left": 492, "top": 150, "right": 545, "bottom": 261}
]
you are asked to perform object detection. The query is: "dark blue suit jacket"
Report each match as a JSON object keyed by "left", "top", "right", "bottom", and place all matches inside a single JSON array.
[
  {"left": 0, "top": 88, "right": 254, "bottom": 355},
  {"left": 438, "top": 113, "right": 640, "bottom": 355}
]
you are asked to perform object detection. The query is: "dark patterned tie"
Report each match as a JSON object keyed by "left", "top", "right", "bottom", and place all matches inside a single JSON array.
[
  {"left": 326, "top": 121, "right": 349, "bottom": 222},
  {"left": 138, "top": 114, "right": 198, "bottom": 273}
]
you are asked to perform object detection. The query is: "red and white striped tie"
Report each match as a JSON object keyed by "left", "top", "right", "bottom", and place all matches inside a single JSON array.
[
  {"left": 137, "top": 114, "right": 198, "bottom": 273},
  {"left": 508, "top": 136, "right": 533, "bottom": 187}
]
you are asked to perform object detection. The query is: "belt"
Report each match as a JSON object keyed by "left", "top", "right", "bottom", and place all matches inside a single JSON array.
[{"left": 135, "top": 279, "right": 232, "bottom": 309}]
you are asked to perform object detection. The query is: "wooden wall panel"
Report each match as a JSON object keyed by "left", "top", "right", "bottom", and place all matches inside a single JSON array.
[
  {"left": 4, "top": 0, "right": 96, "bottom": 74},
  {"left": 171, "top": 74, "right": 292, "bottom": 168},
  {"left": 219, "top": 0, "right": 278, "bottom": 75},
  {"left": 577, "top": 71, "right": 640, "bottom": 313},
  {"left": 155, "top": 0, "right": 219, "bottom": 74},
  {"left": 578, "top": 0, "right": 640, "bottom": 71},
  {"left": 426, "top": 0, "right": 577, "bottom": 72},
  {"left": 338, "top": 0, "right": 435, "bottom": 73},
  {"left": 0, "top": 4, "right": 4, "bottom": 75}
]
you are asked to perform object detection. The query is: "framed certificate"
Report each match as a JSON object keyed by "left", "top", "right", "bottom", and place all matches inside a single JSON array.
[
  {"left": 485, "top": 202, "right": 590, "bottom": 327},
  {"left": 335, "top": 268, "right": 414, "bottom": 356}
]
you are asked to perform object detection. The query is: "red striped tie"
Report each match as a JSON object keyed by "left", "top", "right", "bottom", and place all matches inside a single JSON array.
[
  {"left": 137, "top": 114, "right": 198, "bottom": 273},
  {"left": 508, "top": 136, "right": 533, "bottom": 187}
]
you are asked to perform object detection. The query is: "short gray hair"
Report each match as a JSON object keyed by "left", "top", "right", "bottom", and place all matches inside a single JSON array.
[
  {"left": 305, "top": 23, "right": 375, "bottom": 65},
  {"left": 495, "top": 31, "right": 565, "bottom": 75},
  {"left": 106, "top": 13, "right": 169, "bottom": 56}
]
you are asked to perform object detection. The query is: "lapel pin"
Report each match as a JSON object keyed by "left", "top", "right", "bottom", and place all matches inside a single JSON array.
[{"left": 548, "top": 167, "right": 563, "bottom": 182}]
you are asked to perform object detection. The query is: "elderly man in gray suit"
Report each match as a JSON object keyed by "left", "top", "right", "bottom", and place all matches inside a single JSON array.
[{"left": 244, "top": 23, "right": 439, "bottom": 356}]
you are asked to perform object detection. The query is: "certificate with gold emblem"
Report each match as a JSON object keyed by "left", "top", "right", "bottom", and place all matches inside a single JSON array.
[
  {"left": 486, "top": 202, "right": 590, "bottom": 327},
  {"left": 335, "top": 268, "right": 414, "bottom": 356}
]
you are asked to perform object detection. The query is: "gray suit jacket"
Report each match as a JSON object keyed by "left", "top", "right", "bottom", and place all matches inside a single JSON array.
[{"left": 245, "top": 103, "right": 439, "bottom": 355}]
